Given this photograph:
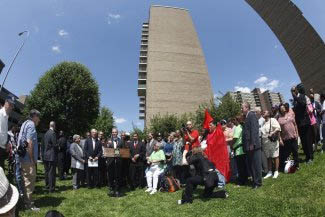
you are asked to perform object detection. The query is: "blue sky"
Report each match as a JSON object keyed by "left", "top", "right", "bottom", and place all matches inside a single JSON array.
[{"left": 0, "top": 0, "right": 324, "bottom": 131}]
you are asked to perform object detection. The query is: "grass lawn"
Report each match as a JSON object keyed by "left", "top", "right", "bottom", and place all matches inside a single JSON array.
[{"left": 19, "top": 152, "right": 325, "bottom": 217}]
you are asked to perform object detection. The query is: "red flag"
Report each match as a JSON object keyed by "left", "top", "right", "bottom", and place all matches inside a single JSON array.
[{"left": 203, "top": 109, "right": 214, "bottom": 130}]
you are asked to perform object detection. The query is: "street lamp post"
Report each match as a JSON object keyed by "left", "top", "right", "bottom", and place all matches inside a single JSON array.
[{"left": 0, "top": 30, "right": 30, "bottom": 94}]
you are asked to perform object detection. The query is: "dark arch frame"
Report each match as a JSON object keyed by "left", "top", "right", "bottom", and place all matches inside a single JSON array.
[{"left": 245, "top": 0, "right": 325, "bottom": 93}]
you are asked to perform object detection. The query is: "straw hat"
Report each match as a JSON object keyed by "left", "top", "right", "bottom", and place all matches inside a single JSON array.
[{"left": 0, "top": 167, "right": 19, "bottom": 214}]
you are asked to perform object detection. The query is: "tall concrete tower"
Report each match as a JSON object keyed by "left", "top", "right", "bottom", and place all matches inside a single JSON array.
[{"left": 137, "top": 5, "right": 214, "bottom": 126}]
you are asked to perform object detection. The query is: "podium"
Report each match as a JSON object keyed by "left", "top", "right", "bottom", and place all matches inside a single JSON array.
[
  {"left": 103, "top": 148, "right": 130, "bottom": 197},
  {"left": 103, "top": 148, "right": 131, "bottom": 158}
]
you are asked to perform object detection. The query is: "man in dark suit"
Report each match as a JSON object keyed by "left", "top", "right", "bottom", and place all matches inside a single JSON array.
[
  {"left": 43, "top": 121, "right": 58, "bottom": 193},
  {"left": 242, "top": 102, "right": 262, "bottom": 189},
  {"left": 84, "top": 129, "right": 102, "bottom": 188},
  {"left": 292, "top": 85, "right": 313, "bottom": 162},
  {"left": 57, "top": 131, "right": 67, "bottom": 180},
  {"left": 128, "top": 133, "right": 146, "bottom": 190},
  {"left": 106, "top": 128, "right": 123, "bottom": 197}
]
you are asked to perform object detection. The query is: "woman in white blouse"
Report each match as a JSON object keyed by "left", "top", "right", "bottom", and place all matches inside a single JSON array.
[{"left": 261, "top": 111, "right": 281, "bottom": 179}]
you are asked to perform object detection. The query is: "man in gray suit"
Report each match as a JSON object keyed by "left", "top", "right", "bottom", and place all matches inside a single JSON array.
[
  {"left": 70, "top": 135, "right": 85, "bottom": 190},
  {"left": 146, "top": 133, "right": 157, "bottom": 158},
  {"left": 43, "top": 121, "right": 58, "bottom": 193},
  {"left": 242, "top": 102, "right": 262, "bottom": 189}
]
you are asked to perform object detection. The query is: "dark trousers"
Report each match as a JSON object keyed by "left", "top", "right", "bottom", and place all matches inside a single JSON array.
[
  {"left": 64, "top": 153, "right": 71, "bottom": 175},
  {"left": 280, "top": 139, "right": 299, "bottom": 169},
  {"left": 247, "top": 149, "right": 262, "bottom": 187},
  {"left": 129, "top": 162, "right": 144, "bottom": 189},
  {"left": 235, "top": 154, "right": 248, "bottom": 185},
  {"left": 57, "top": 152, "right": 65, "bottom": 179},
  {"left": 72, "top": 168, "right": 84, "bottom": 188},
  {"left": 298, "top": 125, "right": 314, "bottom": 161},
  {"left": 99, "top": 158, "right": 107, "bottom": 187},
  {"left": 121, "top": 159, "right": 130, "bottom": 187},
  {"left": 182, "top": 172, "right": 218, "bottom": 203},
  {"left": 44, "top": 161, "right": 56, "bottom": 191},
  {"left": 0, "top": 147, "right": 7, "bottom": 170},
  {"left": 87, "top": 167, "right": 99, "bottom": 188},
  {"left": 179, "top": 165, "right": 191, "bottom": 185},
  {"left": 108, "top": 158, "right": 122, "bottom": 191},
  {"left": 322, "top": 124, "right": 325, "bottom": 151}
]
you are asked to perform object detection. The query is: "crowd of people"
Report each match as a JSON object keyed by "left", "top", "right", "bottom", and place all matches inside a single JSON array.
[{"left": 0, "top": 84, "right": 324, "bottom": 216}]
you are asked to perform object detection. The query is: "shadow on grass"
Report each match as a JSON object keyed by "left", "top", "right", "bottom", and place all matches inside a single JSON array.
[{"left": 35, "top": 196, "right": 65, "bottom": 208}]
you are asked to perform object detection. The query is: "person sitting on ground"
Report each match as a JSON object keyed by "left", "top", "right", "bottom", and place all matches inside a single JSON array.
[
  {"left": 145, "top": 143, "right": 166, "bottom": 195},
  {"left": 261, "top": 110, "right": 281, "bottom": 179},
  {"left": 178, "top": 147, "right": 228, "bottom": 205}
]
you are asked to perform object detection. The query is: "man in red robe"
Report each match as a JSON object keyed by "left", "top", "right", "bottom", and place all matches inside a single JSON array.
[{"left": 205, "top": 120, "right": 231, "bottom": 183}]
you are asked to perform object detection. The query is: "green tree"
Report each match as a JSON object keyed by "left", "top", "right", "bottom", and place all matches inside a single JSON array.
[
  {"left": 24, "top": 61, "right": 100, "bottom": 135},
  {"left": 215, "top": 94, "right": 241, "bottom": 121},
  {"left": 93, "top": 107, "right": 115, "bottom": 138},
  {"left": 148, "top": 112, "right": 196, "bottom": 137}
]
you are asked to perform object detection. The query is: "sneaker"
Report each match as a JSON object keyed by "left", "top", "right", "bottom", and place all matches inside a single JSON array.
[
  {"left": 150, "top": 189, "right": 157, "bottom": 195},
  {"left": 145, "top": 188, "right": 153, "bottom": 193},
  {"left": 30, "top": 206, "right": 40, "bottom": 212},
  {"left": 178, "top": 200, "right": 183, "bottom": 205},
  {"left": 273, "top": 171, "right": 279, "bottom": 179},
  {"left": 264, "top": 171, "right": 272, "bottom": 179}
]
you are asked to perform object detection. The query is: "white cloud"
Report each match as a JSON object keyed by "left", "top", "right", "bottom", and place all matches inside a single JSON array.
[
  {"left": 266, "top": 80, "right": 279, "bottom": 91},
  {"left": 114, "top": 117, "right": 127, "bottom": 124},
  {"left": 254, "top": 76, "right": 268, "bottom": 84},
  {"left": 58, "top": 29, "right": 69, "bottom": 37},
  {"left": 51, "top": 45, "right": 61, "bottom": 53},
  {"left": 107, "top": 13, "right": 121, "bottom": 24},
  {"left": 234, "top": 86, "right": 251, "bottom": 93}
]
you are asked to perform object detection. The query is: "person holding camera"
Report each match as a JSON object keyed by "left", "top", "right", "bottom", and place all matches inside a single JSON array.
[
  {"left": 182, "top": 121, "right": 200, "bottom": 165},
  {"left": 260, "top": 110, "right": 281, "bottom": 179},
  {"left": 18, "top": 109, "right": 41, "bottom": 211}
]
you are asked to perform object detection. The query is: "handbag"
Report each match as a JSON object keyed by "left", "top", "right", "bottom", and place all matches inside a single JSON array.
[
  {"left": 268, "top": 119, "right": 279, "bottom": 142},
  {"left": 17, "top": 121, "right": 29, "bottom": 157}
]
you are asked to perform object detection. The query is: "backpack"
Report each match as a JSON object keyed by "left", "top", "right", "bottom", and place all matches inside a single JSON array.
[
  {"left": 284, "top": 159, "right": 297, "bottom": 174},
  {"left": 160, "top": 175, "right": 181, "bottom": 193}
]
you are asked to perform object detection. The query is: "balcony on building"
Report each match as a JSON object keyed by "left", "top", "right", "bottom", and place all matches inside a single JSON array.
[
  {"left": 138, "top": 83, "right": 146, "bottom": 96},
  {"left": 140, "top": 51, "right": 147, "bottom": 57},
  {"left": 142, "top": 35, "right": 149, "bottom": 40},
  {"left": 139, "top": 105, "right": 145, "bottom": 113},
  {"left": 138, "top": 71, "right": 147, "bottom": 80},
  {"left": 139, "top": 113, "right": 145, "bottom": 120},
  {"left": 139, "top": 57, "right": 147, "bottom": 65},
  {"left": 142, "top": 30, "right": 149, "bottom": 35}
]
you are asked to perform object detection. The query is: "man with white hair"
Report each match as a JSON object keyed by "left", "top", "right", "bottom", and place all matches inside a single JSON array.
[
  {"left": 0, "top": 97, "right": 15, "bottom": 170},
  {"left": 84, "top": 129, "right": 102, "bottom": 188},
  {"left": 43, "top": 121, "right": 58, "bottom": 193}
]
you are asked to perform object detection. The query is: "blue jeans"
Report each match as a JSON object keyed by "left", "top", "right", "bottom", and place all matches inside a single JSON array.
[{"left": 15, "top": 154, "right": 25, "bottom": 196}]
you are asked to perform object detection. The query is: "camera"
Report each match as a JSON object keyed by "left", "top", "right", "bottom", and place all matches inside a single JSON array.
[
  {"left": 181, "top": 124, "right": 187, "bottom": 132},
  {"left": 17, "top": 140, "right": 29, "bottom": 157}
]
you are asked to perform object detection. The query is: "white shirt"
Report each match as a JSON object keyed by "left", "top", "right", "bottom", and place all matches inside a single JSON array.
[
  {"left": 92, "top": 138, "right": 96, "bottom": 150},
  {"left": 0, "top": 107, "right": 8, "bottom": 149}
]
